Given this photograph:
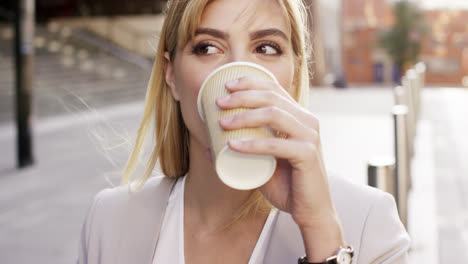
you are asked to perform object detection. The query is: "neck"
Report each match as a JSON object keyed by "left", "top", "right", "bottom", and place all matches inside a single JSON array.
[{"left": 184, "top": 136, "right": 256, "bottom": 231}]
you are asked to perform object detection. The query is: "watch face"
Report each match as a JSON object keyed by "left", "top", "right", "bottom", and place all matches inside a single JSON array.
[{"left": 337, "top": 252, "right": 352, "bottom": 264}]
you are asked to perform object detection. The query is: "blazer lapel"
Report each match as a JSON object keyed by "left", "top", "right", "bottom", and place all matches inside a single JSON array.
[
  {"left": 117, "top": 176, "right": 177, "bottom": 264},
  {"left": 264, "top": 211, "right": 305, "bottom": 263}
]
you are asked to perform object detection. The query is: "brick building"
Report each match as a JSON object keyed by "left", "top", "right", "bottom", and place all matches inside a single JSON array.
[
  {"left": 341, "top": 0, "right": 468, "bottom": 86},
  {"left": 421, "top": 10, "right": 468, "bottom": 85},
  {"left": 341, "top": 0, "right": 393, "bottom": 84}
]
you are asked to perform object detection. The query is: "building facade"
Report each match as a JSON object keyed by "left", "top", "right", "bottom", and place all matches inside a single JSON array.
[
  {"left": 341, "top": 0, "right": 468, "bottom": 86},
  {"left": 341, "top": 0, "right": 394, "bottom": 84},
  {"left": 421, "top": 10, "right": 468, "bottom": 85}
]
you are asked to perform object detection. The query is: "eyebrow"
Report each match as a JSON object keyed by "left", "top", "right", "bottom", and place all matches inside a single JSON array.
[
  {"left": 195, "top": 28, "right": 229, "bottom": 40},
  {"left": 250, "top": 28, "right": 289, "bottom": 41},
  {"left": 194, "top": 27, "right": 288, "bottom": 42}
]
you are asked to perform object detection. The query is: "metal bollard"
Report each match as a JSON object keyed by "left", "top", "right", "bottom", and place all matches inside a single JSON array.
[
  {"left": 394, "top": 86, "right": 407, "bottom": 107},
  {"left": 401, "top": 77, "right": 416, "bottom": 159},
  {"left": 394, "top": 85, "right": 413, "bottom": 156},
  {"left": 393, "top": 87, "right": 413, "bottom": 193},
  {"left": 415, "top": 62, "right": 426, "bottom": 86},
  {"left": 393, "top": 105, "right": 410, "bottom": 229},
  {"left": 368, "top": 157, "right": 396, "bottom": 198},
  {"left": 406, "top": 69, "right": 420, "bottom": 123},
  {"left": 415, "top": 62, "right": 426, "bottom": 119}
]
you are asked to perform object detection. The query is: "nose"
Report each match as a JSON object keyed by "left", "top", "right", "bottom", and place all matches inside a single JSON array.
[{"left": 225, "top": 47, "right": 252, "bottom": 64}]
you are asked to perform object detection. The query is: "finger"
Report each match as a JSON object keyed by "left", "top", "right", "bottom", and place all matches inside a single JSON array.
[
  {"left": 216, "top": 89, "right": 293, "bottom": 112},
  {"left": 223, "top": 78, "right": 320, "bottom": 132},
  {"left": 216, "top": 90, "right": 318, "bottom": 132},
  {"left": 219, "top": 106, "right": 315, "bottom": 140},
  {"left": 225, "top": 77, "right": 295, "bottom": 102},
  {"left": 229, "top": 138, "right": 329, "bottom": 193},
  {"left": 228, "top": 138, "right": 319, "bottom": 166}
]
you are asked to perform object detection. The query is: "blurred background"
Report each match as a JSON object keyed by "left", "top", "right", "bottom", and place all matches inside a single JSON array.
[{"left": 0, "top": 0, "right": 467, "bottom": 263}]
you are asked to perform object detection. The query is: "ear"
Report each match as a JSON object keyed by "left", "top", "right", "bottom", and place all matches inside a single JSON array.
[{"left": 164, "top": 52, "right": 180, "bottom": 101}]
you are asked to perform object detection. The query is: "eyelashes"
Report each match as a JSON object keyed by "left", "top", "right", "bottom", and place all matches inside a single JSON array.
[
  {"left": 191, "top": 41, "right": 220, "bottom": 55},
  {"left": 191, "top": 41, "right": 284, "bottom": 56},
  {"left": 256, "top": 41, "right": 283, "bottom": 55}
]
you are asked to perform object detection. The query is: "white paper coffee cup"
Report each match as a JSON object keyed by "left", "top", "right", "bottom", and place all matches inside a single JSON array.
[{"left": 197, "top": 62, "right": 279, "bottom": 190}]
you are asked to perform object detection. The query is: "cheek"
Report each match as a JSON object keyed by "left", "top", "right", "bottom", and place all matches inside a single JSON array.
[
  {"left": 175, "top": 68, "right": 205, "bottom": 128},
  {"left": 175, "top": 55, "right": 220, "bottom": 103},
  {"left": 275, "top": 68, "right": 295, "bottom": 92},
  {"left": 268, "top": 61, "right": 296, "bottom": 95},
  {"left": 173, "top": 59, "right": 215, "bottom": 145},
  {"left": 176, "top": 65, "right": 206, "bottom": 100}
]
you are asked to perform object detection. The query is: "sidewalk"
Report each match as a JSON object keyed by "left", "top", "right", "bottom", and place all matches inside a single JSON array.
[
  {"left": 0, "top": 87, "right": 466, "bottom": 263},
  {"left": 423, "top": 88, "right": 468, "bottom": 263}
]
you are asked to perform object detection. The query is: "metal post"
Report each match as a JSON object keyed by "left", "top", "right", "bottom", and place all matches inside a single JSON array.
[
  {"left": 406, "top": 69, "right": 419, "bottom": 124},
  {"left": 393, "top": 86, "right": 413, "bottom": 191},
  {"left": 14, "top": 0, "right": 35, "bottom": 167},
  {"left": 415, "top": 62, "right": 426, "bottom": 88},
  {"left": 415, "top": 62, "right": 426, "bottom": 119},
  {"left": 367, "top": 157, "right": 396, "bottom": 198},
  {"left": 393, "top": 105, "right": 410, "bottom": 229},
  {"left": 401, "top": 77, "right": 415, "bottom": 159},
  {"left": 394, "top": 86, "right": 407, "bottom": 107}
]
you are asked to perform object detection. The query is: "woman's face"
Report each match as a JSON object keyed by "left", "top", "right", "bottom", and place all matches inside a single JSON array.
[{"left": 165, "top": 0, "right": 296, "bottom": 149}]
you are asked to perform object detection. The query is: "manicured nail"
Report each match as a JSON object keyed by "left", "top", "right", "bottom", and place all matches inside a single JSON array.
[
  {"left": 217, "top": 95, "right": 230, "bottom": 104},
  {"left": 221, "top": 116, "right": 234, "bottom": 124},
  {"left": 229, "top": 139, "right": 242, "bottom": 147},
  {"left": 226, "top": 79, "right": 239, "bottom": 88}
]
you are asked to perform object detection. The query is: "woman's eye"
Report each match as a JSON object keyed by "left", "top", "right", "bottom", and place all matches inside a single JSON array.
[
  {"left": 192, "top": 43, "right": 222, "bottom": 55},
  {"left": 255, "top": 43, "right": 282, "bottom": 56}
]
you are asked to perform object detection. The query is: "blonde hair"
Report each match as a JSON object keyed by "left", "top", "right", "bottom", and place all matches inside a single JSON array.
[{"left": 122, "top": 0, "right": 311, "bottom": 215}]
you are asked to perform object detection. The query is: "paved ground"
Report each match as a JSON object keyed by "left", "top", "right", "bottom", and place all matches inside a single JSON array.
[{"left": 424, "top": 89, "right": 468, "bottom": 263}]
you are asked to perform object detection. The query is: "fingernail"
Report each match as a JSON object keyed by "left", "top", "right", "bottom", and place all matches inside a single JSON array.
[
  {"left": 226, "top": 79, "right": 239, "bottom": 88},
  {"left": 221, "top": 116, "right": 233, "bottom": 123},
  {"left": 217, "top": 95, "right": 230, "bottom": 104},
  {"left": 229, "top": 139, "right": 242, "bottom": 147}
]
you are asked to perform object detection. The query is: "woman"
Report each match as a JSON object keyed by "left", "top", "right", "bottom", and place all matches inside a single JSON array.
[{"left": 77, "top": 0, "right": 410, "bottom": 263}]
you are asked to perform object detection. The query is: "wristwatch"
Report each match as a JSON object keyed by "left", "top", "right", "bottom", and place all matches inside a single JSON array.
[{"left": 298, "top": 246, "right": 354, "bottom": 264}]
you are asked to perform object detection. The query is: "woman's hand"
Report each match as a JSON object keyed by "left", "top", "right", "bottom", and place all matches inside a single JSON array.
[{"left": 216, "top": 77, "right": 345, "bottom": 261}]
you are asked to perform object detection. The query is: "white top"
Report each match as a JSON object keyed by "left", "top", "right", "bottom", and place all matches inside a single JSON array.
[{"left": 153, "top": 176, "right": 278, "bottom": 264}]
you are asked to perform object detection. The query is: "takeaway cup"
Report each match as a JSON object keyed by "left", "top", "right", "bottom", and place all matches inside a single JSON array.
[{"left": 197, "top": 62, "right": 279, "bottom": 190}]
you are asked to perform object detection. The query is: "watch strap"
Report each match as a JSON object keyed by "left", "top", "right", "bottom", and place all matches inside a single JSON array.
[
  {"left": 298, "top": 256, "right": 337, "bottom": 264},
  {"left": 297, "top": 246, "right": 353, "bottom": 264}
]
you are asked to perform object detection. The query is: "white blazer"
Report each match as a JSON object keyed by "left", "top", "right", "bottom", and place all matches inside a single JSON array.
[{"left": 77, "top": 174, "right": 410, "bottom": 263}]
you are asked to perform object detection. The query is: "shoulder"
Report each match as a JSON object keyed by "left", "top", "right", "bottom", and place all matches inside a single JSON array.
[
  {"left": 96, "top": 176, "right": 173, "bottom": 204},
  {"left": 328, "top": 172, "right": 392, "bottom": 222},
  {"left": 328, "top": 173, "right": 410, "bottom": 263},
  {"left": 77, "top": 176, "right": 177, "bottom": 263},
  {"left": 88, "top": 175, "right": 176, "bottom": 230}
]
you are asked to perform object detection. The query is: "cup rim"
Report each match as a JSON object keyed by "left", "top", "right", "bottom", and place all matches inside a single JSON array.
[{"left": 196, "top": 61, "right": 279, "bottom": 121}]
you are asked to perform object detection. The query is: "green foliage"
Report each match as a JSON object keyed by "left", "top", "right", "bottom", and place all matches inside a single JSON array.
[{"left": 378, "top": 1, "right": 427, "bottom": 70}]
